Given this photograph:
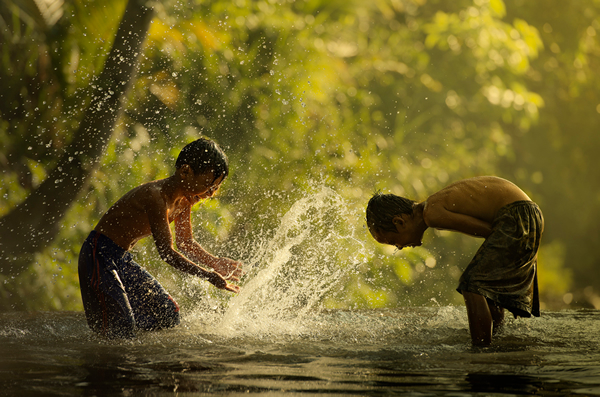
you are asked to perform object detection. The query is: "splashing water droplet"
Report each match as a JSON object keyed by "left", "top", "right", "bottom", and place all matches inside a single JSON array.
[{"left": 210, "top": 186, "right": 366, "bottom": 338}]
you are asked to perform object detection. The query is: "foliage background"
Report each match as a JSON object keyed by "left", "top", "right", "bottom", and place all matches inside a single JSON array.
[{"left": 1, "top": 0, "right": 598, "bottom": 312}]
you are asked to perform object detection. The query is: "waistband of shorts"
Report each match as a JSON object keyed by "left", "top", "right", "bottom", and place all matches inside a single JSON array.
[
  {"left": 87, "top": 230, "right": 129, "bottom": 257},
  {"left": 495, "top": 200, "right": 543, "bottom": 229}
]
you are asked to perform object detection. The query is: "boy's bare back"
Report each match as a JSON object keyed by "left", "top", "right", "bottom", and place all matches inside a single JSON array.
[
  {"left": 95, "top": 179, "right": 179, "bottom": 251},
  {"left": 423, "top": 176, "right": 531, "bottom": 237}
]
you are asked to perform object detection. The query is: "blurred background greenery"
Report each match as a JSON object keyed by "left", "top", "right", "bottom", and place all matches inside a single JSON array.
[{"left": 1, "top": 0, "right": 598, "bottom": 312}]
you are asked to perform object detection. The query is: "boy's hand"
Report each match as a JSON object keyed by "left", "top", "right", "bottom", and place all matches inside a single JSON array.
[
  {"left": 206, "top": 271, "right": 240, "bottom": 293},
  {"left": 223, "top": 283, "right": 241, "bottom": 293},
  {"left": 211, "top": 257, "right": 244, "bottom": 281}
]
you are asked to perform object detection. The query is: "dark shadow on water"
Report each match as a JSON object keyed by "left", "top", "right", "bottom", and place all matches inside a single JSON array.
[
  {"left": 77, "top": 352, "right": 222, "bottom": 394},
  {"left": 465, "top": 372, "right": 584, "bottom": 396}
]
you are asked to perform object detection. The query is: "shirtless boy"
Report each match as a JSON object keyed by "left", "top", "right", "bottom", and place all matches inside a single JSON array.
[
  {"left": 78, "top": 138, "right": 242, "bottom": 338},
  {"left": 366, "top": 176, "right": 544, "bottom": 346}
]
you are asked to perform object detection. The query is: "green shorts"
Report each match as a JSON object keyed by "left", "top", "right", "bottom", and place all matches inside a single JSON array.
[{"left": 457, "top": 200, "right": 544, "bottom": 318}]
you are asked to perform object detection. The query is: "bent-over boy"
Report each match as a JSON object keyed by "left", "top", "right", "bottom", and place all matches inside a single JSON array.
[{"left": 366, "top": 176, "right": 543, "bottom": 346}]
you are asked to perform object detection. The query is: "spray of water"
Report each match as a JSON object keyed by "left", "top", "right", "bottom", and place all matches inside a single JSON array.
[{"left": 197, "top": 186, "right": 368, "bottom": 338}]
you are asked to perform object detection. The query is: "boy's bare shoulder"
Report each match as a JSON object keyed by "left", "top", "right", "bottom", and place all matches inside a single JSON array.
[
  {"left": 137, "top": 179, "right": 165, "bottom": 199},
  {"left": 104, "top": 181, "right": 161, "bottom": 217}
]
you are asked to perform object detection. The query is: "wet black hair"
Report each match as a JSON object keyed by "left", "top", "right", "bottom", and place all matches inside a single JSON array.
[
  {"left": 175, "top": 137, "right": 229, "bottom": 181},
  {"left": 366, "top": 192, "right": 416, "bottom": 233}
]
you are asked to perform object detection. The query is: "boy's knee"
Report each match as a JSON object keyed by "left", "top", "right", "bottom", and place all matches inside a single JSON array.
[{"left": 147, "top": 296, "right": 180, "bottom": 330}]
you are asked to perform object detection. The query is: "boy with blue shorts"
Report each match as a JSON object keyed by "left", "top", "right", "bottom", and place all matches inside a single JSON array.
[
  {"left": 366, "top": 176, "right": 544, "bottom": 346},
  {"left": 78, "top": 138, "right": 242, "bottom": 338}
]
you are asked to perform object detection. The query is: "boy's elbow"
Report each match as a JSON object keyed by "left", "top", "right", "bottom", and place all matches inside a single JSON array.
[{"left": 478, "top": 227, "right": 493, "bottom": 239}]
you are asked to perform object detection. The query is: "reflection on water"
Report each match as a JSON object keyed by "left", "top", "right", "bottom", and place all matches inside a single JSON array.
[
  {"left": 2, "top": 188, "right": 600, "bottom": 395},
  {"left": 1, "top": 309, "right": 600, "bottom": 395}
]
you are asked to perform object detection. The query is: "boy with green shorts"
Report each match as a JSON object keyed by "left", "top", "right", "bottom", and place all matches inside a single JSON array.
[{"left": 366, "top": 176, "right": 544, "bottom": 345}]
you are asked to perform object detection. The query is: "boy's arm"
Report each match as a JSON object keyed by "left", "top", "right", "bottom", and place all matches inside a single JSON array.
[
  {"left": 146, "top": 193, "right": 240, "bottom": 292},
  {"left": 173, "top": 198, "right": 243, "bottom": 281},
  {"left": 423, "top": 203, "right": 492, "bottom": 238}
]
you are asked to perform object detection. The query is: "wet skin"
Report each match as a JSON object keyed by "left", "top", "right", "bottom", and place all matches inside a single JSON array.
[{"left": 95, "top": 165, "right": 242, "bottom": 293}]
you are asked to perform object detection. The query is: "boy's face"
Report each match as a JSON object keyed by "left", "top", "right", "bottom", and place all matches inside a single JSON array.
[
  {"left": 185, "top": 170, "right": 224, "bottom": 204},
  {"left": 369, "top": 216, "right": 422, "bottom": 250}
]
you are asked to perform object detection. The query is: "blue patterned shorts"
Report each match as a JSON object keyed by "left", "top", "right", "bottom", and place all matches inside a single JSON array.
[{"left": 78, "top": 231, "right": 180, "bottom": 338}]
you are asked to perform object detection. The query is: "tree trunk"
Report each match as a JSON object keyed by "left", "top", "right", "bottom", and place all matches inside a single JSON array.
[{"left": 0, "top": 0, "right": 154, "bottom": 276}]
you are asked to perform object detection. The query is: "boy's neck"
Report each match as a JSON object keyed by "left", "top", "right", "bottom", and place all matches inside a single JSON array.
[
  {"left": 160, "top": 174, "right": 187, "bottom": 203},
  {"left": 413, "top": 202, "right": 429, "bottom": 234}
]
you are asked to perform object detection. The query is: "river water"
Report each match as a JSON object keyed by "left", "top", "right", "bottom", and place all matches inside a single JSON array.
[
  {"left": 2, "top": 188, "right": 600, "bottom": 395},
  {"left": 1, "top": 308, "right": 600, "bottom": 395}
]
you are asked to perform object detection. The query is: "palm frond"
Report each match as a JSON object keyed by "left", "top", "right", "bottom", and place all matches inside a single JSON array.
[
  {"left": 32, "top": 0, "right": 63, "bottom": 27},
  {"left": 2, "top": 0, "right": 64, "bottom": 30}
]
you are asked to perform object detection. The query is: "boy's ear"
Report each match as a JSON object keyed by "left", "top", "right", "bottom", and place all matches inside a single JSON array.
[
  {"left": 392, "top": 215, "right": 405, "bottom": 229},
  {"left": 179, "top": 164, "right": 192, "bottom": 179}
]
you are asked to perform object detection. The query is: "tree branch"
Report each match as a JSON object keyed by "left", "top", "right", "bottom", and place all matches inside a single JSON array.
[{"left": 0, "top": 0, "right": 154, "bottom": 276}]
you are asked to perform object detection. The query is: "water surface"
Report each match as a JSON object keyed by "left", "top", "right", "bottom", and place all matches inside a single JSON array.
[{"left": 1, "top": 307, "right": 599, "bottom": 396}]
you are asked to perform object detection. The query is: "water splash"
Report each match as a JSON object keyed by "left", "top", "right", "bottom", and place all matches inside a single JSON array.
[{"left": 210, "top": 186, "right": 367, "bottom": 338}]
